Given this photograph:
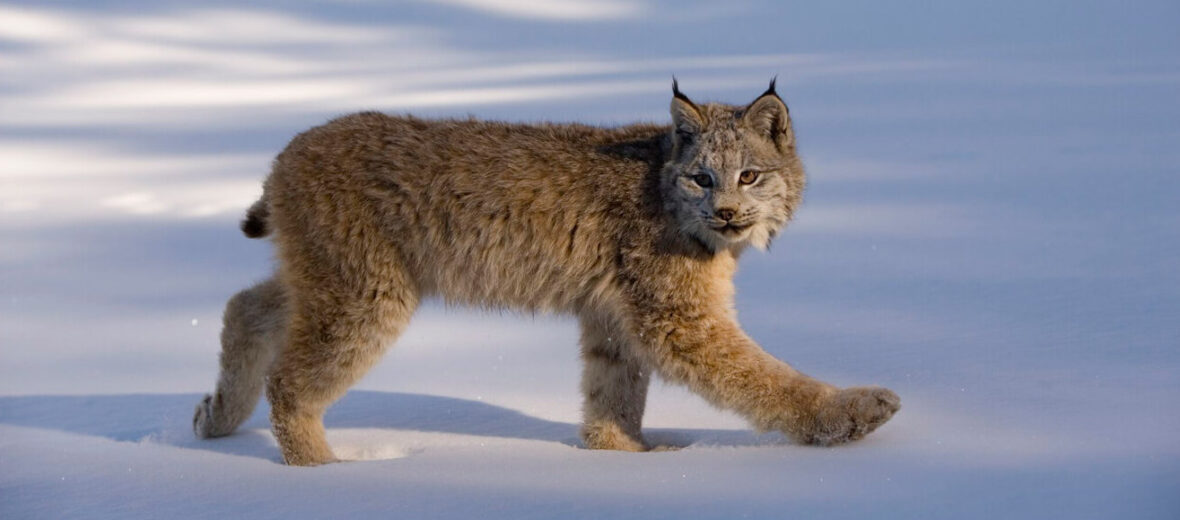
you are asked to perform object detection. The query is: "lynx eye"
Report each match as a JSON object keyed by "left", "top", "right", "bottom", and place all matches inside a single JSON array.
[
  {"left": 691, "top": 173, "right": 714, "bottom": 188},
  {"left": 738, "top": 169, "right": 760, "bottom": 185}
]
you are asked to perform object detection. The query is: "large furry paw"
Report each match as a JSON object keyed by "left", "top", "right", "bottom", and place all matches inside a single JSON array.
[
  {"left": 193, "top": 394, "right": 219, "bottom": 438},
  {"left": 804, "top": 386, "right": 900, "bottom": 446},
  {"left": 193, "top": 393, "right": 237, "bottom": 439},
  {"left": 275, "top": 431, "right": 340, "bottom": 466},
  {"left": 581, "top": 422, "right": 648, "bottom": 452},
  {"left": 281, "top": 450, "right": 340, "bottom": 467}
]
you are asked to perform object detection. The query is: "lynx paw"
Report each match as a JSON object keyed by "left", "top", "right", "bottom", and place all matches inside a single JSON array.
[
  {"left": 193, "top": 394, "right": 217, "bottom": 438},
  {"left": 281, "top": 449, "right": 340, "bottom": 467},
  {"left": 581, "top": 422, "right": 648, "bottom": 452},
  {"left": 805, "top": 386, "right": 900, "bottom": 446},
  {"left": 193, "top": 393, "right": 236, "bottom": 439}
]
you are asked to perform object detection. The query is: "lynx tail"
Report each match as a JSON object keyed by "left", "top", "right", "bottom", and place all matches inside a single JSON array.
[{"left": 241, "top": 195, "right": 271, "bottom": 238}]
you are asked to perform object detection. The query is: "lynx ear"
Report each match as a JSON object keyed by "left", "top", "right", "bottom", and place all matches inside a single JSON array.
[
  {"left": 670, "top": 78, "right": 703, "bottom": 139},
  {"left": 743, "top": 78, "right": 793, "bottom": 147}
]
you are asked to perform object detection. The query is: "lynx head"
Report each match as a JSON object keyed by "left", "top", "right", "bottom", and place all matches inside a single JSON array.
[{"left": 663, "top": 79, "right": 805, "bottom": 253}]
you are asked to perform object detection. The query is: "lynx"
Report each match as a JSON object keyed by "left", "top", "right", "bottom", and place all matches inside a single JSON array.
[{"left": 193, "top": 80, "right": 900, "bottom": 465}]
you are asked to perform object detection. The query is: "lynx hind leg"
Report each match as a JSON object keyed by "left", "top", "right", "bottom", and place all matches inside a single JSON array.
[
  {"left": 266, "top": 274, "right": 419, "bottom": 466},
  {"left": 578, "top": 314, "right": 652, "bottom": 452},
  {"left": 194, "top": 278, "right": 287, "bottom": 439}
]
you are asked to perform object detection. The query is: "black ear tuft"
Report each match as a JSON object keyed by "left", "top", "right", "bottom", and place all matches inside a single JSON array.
[
  {"left": 672, "top": 77, "right": 695, "bottom": 106},
  {"left": 757, "top": 76, "right": 786, "bottom": 112},
  {"left": 670, "top": 77, "right": 704, "bottom": 140},
  {"left": 743, "top": 79, "right": 793, "bottom": 147},
  {"left": 764, "top": 76, "right": 777, "bottom": 98}
]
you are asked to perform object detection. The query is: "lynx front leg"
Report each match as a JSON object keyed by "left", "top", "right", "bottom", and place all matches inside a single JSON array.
[
  {"left": 578, "top": 314, "right": 652, "bottom": 451},
  {"left": 627, "top": 301, "right": 899, "bottom": 446}
]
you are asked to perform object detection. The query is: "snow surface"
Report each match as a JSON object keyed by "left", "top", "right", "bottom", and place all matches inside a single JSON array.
[{"left": 2, "top": 1, "right": 1179, "bottom": 518}]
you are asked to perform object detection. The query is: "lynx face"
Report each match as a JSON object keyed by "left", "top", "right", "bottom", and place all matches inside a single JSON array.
[{"left": 663, "top": 81, "right": 803, "bottom": 252}]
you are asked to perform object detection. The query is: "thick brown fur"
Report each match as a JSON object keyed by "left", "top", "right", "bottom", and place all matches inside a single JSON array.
[{"left": 194, "top": 82, "right": 899, "bottom": 465}]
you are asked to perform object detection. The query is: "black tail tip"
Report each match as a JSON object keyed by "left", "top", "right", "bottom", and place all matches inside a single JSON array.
[{"left": 241, "top": 215, "right": 268, "bottom": 238}]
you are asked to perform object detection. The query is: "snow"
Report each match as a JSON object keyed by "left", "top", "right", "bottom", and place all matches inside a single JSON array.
[{"left": 2, "top": 1, "right": 1179, "bottom": 518}]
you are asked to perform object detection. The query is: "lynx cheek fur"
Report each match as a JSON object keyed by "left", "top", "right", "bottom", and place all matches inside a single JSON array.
[{"left": 193, "top": 80, "right": 900, "bottom": 466}]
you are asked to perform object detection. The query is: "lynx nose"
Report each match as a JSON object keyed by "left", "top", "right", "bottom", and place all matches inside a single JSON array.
[{"left": 716, "top": 208, "right": 736, "bottom": 222}]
